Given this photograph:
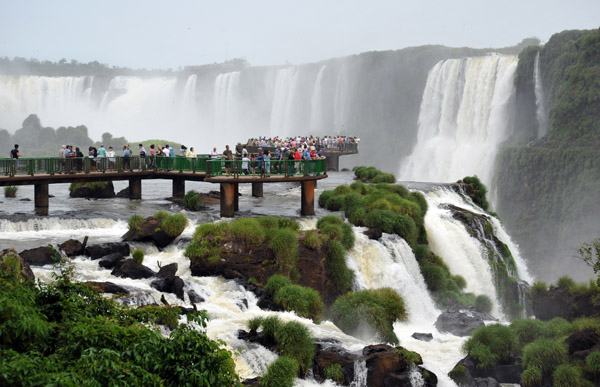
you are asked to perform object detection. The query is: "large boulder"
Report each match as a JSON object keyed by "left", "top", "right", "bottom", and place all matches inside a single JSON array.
[
  {"left": 59, "top": 239, "right": 84, "bottom": 257},
  {"left": 85, "top": 281, "right": 129, "bottom": 294},
  {"left": 0, "top": 248, "right": 35, "bottom": 281},
  {"left": 122, "top": 217, "right": 179, "bottom": 248},
  {"left": 362, "top": 344, "right": 437, "bottom": 387},
  {"left": 111, "top": 259, "right": 155, "bottom": 279},
  {"left": 69, "top": 181, "right": 115, "bottom": 198},
  {"left": 450, "top": 355, "right": 522, "bottom": 386},
  {"left": 19, "top": 246, "right": 61, "bottom": 266},
  {"left": 150, "top": 263, "right": 185, "bottom": 300},
  {"left": 313, "top": 345, "right": 357, "bottom": 385},
  {"left": 98, "top": 253, "right": 126, "bottom": 269},
  {"left": 533, "top": 286, "right": 600, "bottom": 321},
  {"left": 434, "top": 307, "right": 488, "bottom": 336},
  {"left": 85, "top": 242, "right": 130, "bottom": 259},
  {"left": 565, "top": 328, "right": 600, "bottom": 357}
]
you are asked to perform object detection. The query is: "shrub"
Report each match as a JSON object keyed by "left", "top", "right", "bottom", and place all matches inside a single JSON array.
[
  {"left": 161, "top": 214, "right": 188, "bottom": 237},
  {"left": 585, "top": 351, "right": 600, "bottom": 375},
  {"left": 325, "top": 195, "right": 345, "bottom": 211},
  {"left": 128, "top": 305, "right": 180, "bottom": 330},
  {"left": 302, "top": 230, "right": 327, "bottom": 250},
  {"left": 522, "top": 366, "right": 543, "bottom": 387},
  {"left": 260, "top": 316, "right": 282, "bottom": 342},
  {"left": 545, "top": 317, "right": 573, "bottom": 338},
  {"left": 326, "top": 240, "right": 354, "bottom": 292},
  {"left": 274, "top": 284, "right": 324, "bottom": 323},
  {"left": 522, "top": 338, "right": 568, "bottom": 376},
  {"left": 474, "top": 295, "right": 493, "bottom": 314},
  {"left": 230, "top": 218, "right": 264, "bottom": 246},
  {"left": 270, "top": 228, "right": 298, "bottom": 276},
  {"left": 183, "top": 190, "right": 203, "bottom": 211},
  {"left": 183, "top": 240, "right": 220, "bottom": 264},
  {"left": 260, "top": 356, "right": 298, "bottom": 387},
  {"left": 349, "top": 180, "right": 369, "bottom": 194},
  {"left": 265, "top": 275, "right": 292, "bottom": 295},
  {"left": 330, "top": 288, "right": 406, "bottom": 344},
  {"left": 131, "top": 249, "right": 144, "bottom": 265},
  {"left": 248, "top": 317, "right": 263, "bottom": 333},
  {"left": 323, "top": 363, "right": 344, "bottom": 384},
  {"left": 552, "top": 364, "right": 586, "bottom": 387},
  {"left": 128, "top": 214, "right": 144, "bottom": 231},
  {"left": 371, "top": 173, "right": 396, "bottom": 183},
  {"left": 556, "top": 275, "right": 577, "bottom": 291},
  {"left": 317, "top": 215, "right": 344, "bottom": 229},
  {"left": 153, "top": 210, "right": 169, "bottom": 220},
  {"left": 459, "top": 176, "right": 489, "bottom": 211},
  {"left": 464, "top": 324, "right": 517, "bottom": 368},
  {"left": 4, "top": 186, "right": 17, "bottom": 198},
  {"left": 318, "top": 190, "right": 334, "bottom": 208},
  {"left": 511, "top": 319, "right": 549, "bottom": 349},
  {"left": 421, "top": 264, "right": 447, "bottom": 292},
  {"left": 531, "top": 281, "right": 547, "bottom": 297},
  {"left": 192, "top": 222, "right": 228, "bottom": 240},
  {"left": 453, "top": 275, "right": 467, "bottom": 289},
  {"left": 274, "top": 321, "right": 315, "bottom": 373},
  {"left": 448, "top": 365, "right": 469, "bottom": 385},
  {"left": 363, "top": 209, "right": 397, "bottom": 234}
]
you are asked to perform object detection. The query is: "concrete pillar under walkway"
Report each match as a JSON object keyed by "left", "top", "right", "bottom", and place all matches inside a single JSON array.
[
  {"left": 129, "top": 178, "right": 142, "bottom": 199},
  {"left": 220, "top": 183, "right": 236, "bottom": 217},
  {"left": 172, "top": 178, "right": 185, "bottom": 201},
  {"left": 301, "top": 180, "right": 315, "bottom": 216},
  {"left": 234, "top": 183, "right": 239, "bottom": 212},
  {"left": 325, "top": 154, "right": 340, "bottom": 171},
  {"left": 34, "top": 183, "right": 49, "bottom": 216},
  {"left": 251, "top": 182, "right": 263, "bottom": 198}
]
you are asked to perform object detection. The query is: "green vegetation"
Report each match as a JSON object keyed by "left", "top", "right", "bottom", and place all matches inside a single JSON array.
[
  {"left": 448, "top": 365, "right": 469, "bottom": 385},
  {"left": 160, "top": 213, "right": 189, "bottom": 237},
  {"left": 3, "top": 186, "right": 17, "bottom": 198},
  {"left": 330, "top": 288, "right": 407, "bottom": 344},
  {"left": 353, "top": 166, "right": 396, "bottom": 183},
  {"left": 0, "top": 261, "right": 239, "bottom": 385},
  {"left": 323, "top": 363, "right": 344, "bottom": 384},
  {"left": 260, "top": 356, "right": 298, "bottom": 387},
  {"left": 523, "top": 338, "right": 568, "bottom": 377},
  {"left": 128, "top": 213, "right": 144, "bottom": 231},
  {"left": 579, "top": 238, "right": 600, "bottom": 285},
  {"left": 457, "top": 176, "right": 489, "bottom": 211},
  {"left": 475, "top": 295, "right": 493, "bottom": 314},
  {"left": 183, "top": 190, "right": 204, "bottom": 211},
  {"left": 69, "top": 181, "right": 108, "bottom": 192},
  {"left": 248, "top": 317, "right": 315, "bottom": 376},
  {"left": 552, "top": 364, "right": 586, "bottom": 387},
  {"left": 264, "top": 275, "right": 324, "bottom": 323},
  {"left": 131, "top": 249, "right": 144, "bottom": 265}
]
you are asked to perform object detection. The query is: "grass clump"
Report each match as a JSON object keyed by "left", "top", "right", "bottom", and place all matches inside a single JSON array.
[
  {"left": 274, "top": 284, "right": 324, "bottom": 323},
  {"left": 260, "top": 356, "right": 298, "bottom": 387},
  {"left": 153, "top": 210, "right": 169, "bottom": 220},
  {"left": 522, "top": 338, "right": 568, "bottom": 376},
  {"left": 552, "top": 364, "right": 587, "bottom": 387},
  {"left": 302, "top": 229, "right": 327, "bottom": 250},
  {"left": 4, "top": 186, "right": 17, "bottom": 198},
  {"left": 323, "top": 363, "right": 344, "bottom": 384},
  {"left": 269, "top": 228, "right": 298, "bottom": 276},
  {"left": 585, "top": 351, "right": 600, "bottom": 375},
  {"left": 457, "top": 176, "right": 489, "bottom": 211},
  {"left": 160, "top": 213, "right": 188, "bottom": 237},
  {"left": 326, "top": 240, "right": 354, "bottom": 293},
  {"left": 128, "top": 213, "right": 145, "bottom": 232},
  {"left": 183, "top": 190, "right": 204, "bottom": 211},
  {"left": 474, "top": 295, "right": 493, "bottom": 314},
  {"left": 265, "top": 275, "right": 292, "bottom": 295},
  {"left": 464, "top": 324, "right": 517, "bottom": 369},
  {"left": 131, "top": 249, "right": 144, "bottom": 265},
  {"left": 330, "top": 288, "right": 407, "bottom": 344},
  {"left": 522, "top": 366, "right": 543, "bottom": 387},
  {"left": 230, "top": 218, "right": 264, "bottom": 247},
  {"left": 448, "top": 365, "right": 469, "bottom": 385}
]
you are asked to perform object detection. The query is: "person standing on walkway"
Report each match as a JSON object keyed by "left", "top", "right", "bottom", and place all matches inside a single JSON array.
[
  {"left": 98, "top": 144, "right": 107, "bottom": 171},
  {"left": 10, "top": 144, "right": 20, "bottom": 175},
  {"left": 59, "top": 145, "right": 66, "bottom": 173},
  {"left": 223, "top": 145, "right": 233, "bottom": 175},
  {"left": 139, "top": 144, "right": 146, "bottom": 169}
]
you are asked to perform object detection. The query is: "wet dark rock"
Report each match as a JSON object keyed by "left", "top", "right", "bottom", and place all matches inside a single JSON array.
[
  {"left": 364, "top": 228, "right": 383, "bottom": 240},
  {"left": 435, "top": 308, "right": 485, "bottom": 336},
  {"left": 85, "top": 242, "right": 130, "bottom": 259},
  {"left": 59, "top": 239, "right": 84, "bottom": 257},
  {"left": 116, "top": 188, "right": 129, "bottom": 198},
  {"left": 122, "top": 216, "right": 180, "bottom": 248},
  {"left": 188, "top": 289, "right": 204, "bottom": 303},
  {"left": 313, "top": 344, "right": 357, "bottom": 385},
  {"left": 532, "top": 286, "right": 600, "bottom": 321},
  {"left": 451, "top": 355, "right": 522, "bottom": 386},
  {"left": 412, "top": 332, "right": 433, "bottom": 342},
  {"left": 69, "top": 181, "right": 115, "bottom": 198},
  {"left": 19, "top": 246, "right": 60, "bottom": 266},
  {"left": 150, "top": 263, "right": 185, "bottom": 300},
  {"left": 171, "top": 277, "right": 185, "bottom": 300},
  {"left": 19, "top": 198, "right": 31, "bottom": 201},
  {"left": 98, "top": 253, "right": 126, "bottom": 269},
  {"left": 473, "top": 377, "right": 499, "bottom": 387},
  {"left": 85, "top": 281, "right": 129, "bottom": 294},
  {"left": 0, "top": 248, "right": 35, "bottom": 281},
  {"left": 111, "top": 258, "right": 156, "bottom": 279},
  {"left": 565, "top": 328, "right": 600, "bottom": 355}
]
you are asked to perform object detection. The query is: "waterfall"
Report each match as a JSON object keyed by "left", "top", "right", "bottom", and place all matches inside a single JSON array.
[
  {"left": 350, "top": 360, "right": 368, "bottom": 387},
  {"left": 333, "top": 63, "right": 350, "bottom": 133},
  {"left": 181, "top": 74, "right": 198, "bottom": 113},
  {"left": 533, "top": 52, "right": 547, "bottom": 138},
  {"left": 213, "top": 72, "right": 241, "bottom": 133},
  {"left": 399, "top": 55, "right": 518, "bottom": 188},
  {"left": 269, "top": 67, "right": 300, "bottom": 136},
  {"left": 309, "top": 65, "right": 327, "bottom": 133}
]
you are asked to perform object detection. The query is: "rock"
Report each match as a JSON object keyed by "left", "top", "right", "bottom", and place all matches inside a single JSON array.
[
  {"left": 59, "top": 239, "right": 84, "bottom": 257},
  {"left": 98, "top": 253, "right": 125, "bottom": 269},
  {"left": 85, "top": 281, "right": 129, "bottom": 294},
  {"left": 565, "top": 328, "right": 600, "bottom": 355},
  {"left": 435, "top": 309, "right": 485, "bottom": 336},
  {"left": 171, "top": 277, "right": 185, "bottom": 300},
  {"left": 0, "top": 248, "right": 35, "bottom": 281},
  {"left": 116, "top": 188, "right": 129, "bottom": 198},
  {"left": 364, "top": 228, "right": 383, "bottom": 240},
  {"left": 473, "top": 377, "right": 499, "bottom": 387},
  {"left": 85, "top": 242, "right": 130, "bottom": 259},
  {"left": 313, "top": 345, "right": 357, "bottom": 385},
  {"left": 122, "top": 217, "right": 179, "bottom": 248},
  {"left": 412, "top": 332, "right": 433, "bottom": 342},
  {"left": 533, "top": 286, "right": 599, "bottom": 321},
  {"left": 111, "top": 259, "right": 155, "bottom": 279},
  {"left": 150, "top": 263, "right": 185, "bottom": 300},
  {"left": 362, "top": 344, "right": 437, "bottom": 387},
  {"left": 69, "top": 181, "right": 116, "bottom": 198},
  {"left": 19, "top": 198, "right": 31, "bottom": 201},
  {"left": 188, "top": 289, "right": 204, "bottom": 303},
  {"left": 19, "top": 246, "right": 61, "bottom": 266},
  {"left": 451, "top": 355, "right": 522, "bottom": 386}
]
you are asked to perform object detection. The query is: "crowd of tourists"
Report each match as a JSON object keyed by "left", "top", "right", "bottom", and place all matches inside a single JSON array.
[{"left": 246, "top": 135, "right": 359, "bottom": 152}]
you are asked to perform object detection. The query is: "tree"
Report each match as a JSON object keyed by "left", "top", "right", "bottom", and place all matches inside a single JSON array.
[{"left": 579, "top": 238, "right": 600, "bottom": 284}]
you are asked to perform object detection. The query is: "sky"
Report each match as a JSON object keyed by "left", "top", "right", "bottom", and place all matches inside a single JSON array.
[{"left": 0, "top": 0, "right": 599, "bottom": 69}]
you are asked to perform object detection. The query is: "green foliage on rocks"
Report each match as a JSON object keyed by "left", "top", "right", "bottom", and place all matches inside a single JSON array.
[
  {"left": 266, "top": 275, "right": 324, "bottom": 323},
  {"left": 330, "top": 288, "right": 407, "bottom": 344},
  {"left": 457, "top": 176, "right": 489, "bottom": 211},
  {"left": 0, "top": 263, "right": 239, "bottom": 386},
  {"left": 260, "top": 356, "right": 298, "bottom": 387},
  {"left": 127, "top": 213, "right": 144, "bottom": 232},
  {"left": 131, "top": 249, "right": 144, "bottom": 265},
  {"left": 183, "top": 190, "right": 204, "bottom": 211},
  {"left": 160, "top": 213, "right": 188, "bottom": 237},
  {"left": 323, "top": 363, "right": 344, "bottom": 384},
  {"left": 3, "top": 186, "right": 17, "bottom": 198}
]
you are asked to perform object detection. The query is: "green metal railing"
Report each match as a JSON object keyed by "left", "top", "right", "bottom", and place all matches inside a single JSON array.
[{"left": 1, "top": 155, "right": 327, "bottom": 178}]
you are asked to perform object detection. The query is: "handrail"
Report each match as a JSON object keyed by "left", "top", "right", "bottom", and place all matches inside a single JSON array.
[{"left": 0, "top": 155, "right": 327, "bottom": 178}]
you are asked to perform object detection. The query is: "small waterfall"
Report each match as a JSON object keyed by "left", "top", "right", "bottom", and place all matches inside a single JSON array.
[
  {"left": 533, "top": 52, "right": 547, "bottom": 138},
  {"left": 399, "top": 55, "right": 518, "bottom": 188},
  {"left": 409, "top": 364, "right": 425, "bottom": 387},
  {"left": 0, "top": 217, "right": 124, "bottom": 233},
  {"left": 181, "top": 74, "right": 198, "bottom": 112},
  {"left": 333, "top": 63, "right": 350, "bottom": 133},
  {"left": 350, "top": 360, "right": 368, "bottom": 387}
]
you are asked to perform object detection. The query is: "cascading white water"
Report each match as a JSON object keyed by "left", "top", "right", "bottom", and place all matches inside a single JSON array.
[
  {"left": 333, "top": 63, "right": 350, "bottom": 133},
  {"left": 399, "top": 55, "right": 518, "bottom": 188},
  {"left": 269, "top": 67, "right": 301, "bottom": 136},
  {"left": 533, "top": 52, "right": 547, "bottom": 138},
  {"left": 214, "top": 72, "right": 241, "bottom": 133},
  {"left": 181, "top": 74, "right": 198, "bottom": 113},
  {"left": 309, "top": 65, "right": 327, "bottom": 133}
]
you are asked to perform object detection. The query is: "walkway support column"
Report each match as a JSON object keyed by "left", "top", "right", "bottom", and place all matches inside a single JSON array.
[
  {"left": 220, "top": 183, "right": 236, "bottom": 217},
  {"left": 325, "top": 154, "right": 340, "bottom": 171},
  {"left": 252, "top": 182, "right": 263, "bottom": 198},
  {"left": 301, "top": 180, "right": 315, "bottom": 216},
  {"left": 172, "top": 178, "right": 185, "bottom": 202},
  {"left": 129, "top": 178, "right": 142, "bottom": 200},
  {"left": 234, "top": 183, "right": 239, "bottom": 211},
  {"left": 34, "top": 183, "right": 49, "bottom": 216}
]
